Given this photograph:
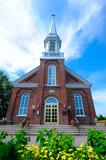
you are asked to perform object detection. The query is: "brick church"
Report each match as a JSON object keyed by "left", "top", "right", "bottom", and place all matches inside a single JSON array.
[{"left": 7, "top": 15, "right": 96, "bottom": 125}]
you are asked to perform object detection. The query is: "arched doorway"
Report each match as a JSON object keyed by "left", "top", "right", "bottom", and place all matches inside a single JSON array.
[{"left": 44, "top": 97, "right": 59, "bottom": 124}]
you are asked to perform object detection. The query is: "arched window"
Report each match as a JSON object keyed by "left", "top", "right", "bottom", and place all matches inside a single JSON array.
[
  {"left": 18, "top": 93, "right": 29, "bottom": 116},
  {"left": 49, "top": 41, "right": 55, "bottom": 51},
  {"left": 48, "top": 64, "right": 56, "bottom": 86},
  {"left": 45, "top": 97, "right": 58, "bottom": 104},
  {"left": 74, "top": 93, "right": 85, "bottom": 116}
]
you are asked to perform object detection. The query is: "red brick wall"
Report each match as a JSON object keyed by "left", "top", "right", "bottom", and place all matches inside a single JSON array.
[
  {"left": 7, "top": 59, "right": 96, "bottom": 125},
  {"left": 67, "top": 88, "right": 96, "bottom": 125}
]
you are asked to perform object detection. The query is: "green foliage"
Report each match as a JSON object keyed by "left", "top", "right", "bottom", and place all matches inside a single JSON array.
[
  {"left": 20, "top": 143, "right": 103, "bottom": 160},
  {"left": 57, "top": 144, "right": 100, "bottom": 160},
  {"left": 0, "top": 128, "right": 106, "bottom": 159},
  {"left": 0, "top": 129, "right": 30, "bottom": 160},
  {"left": 0, "top": 131, "right": 8, "bottom": 145},
  {"left": 13, "top": 129, "right": 30, "bottom": 150},
  {"left": 97, "top": 115, "right": 106, "bottom": 120},
  {"left": 0, "top": 71, "right": 12, "bottom": 119},
  {"left": 36, "top": 128, "right": 75, "bottom": 159},
  {"left": 87, "top": 128, "right": 106, "bottom": 156},
  {"left": 0, "top": 140, "right": 18, "bottom": 160},
  {"left": 20, "top": 144, "right": 38, "bottom": 160}
]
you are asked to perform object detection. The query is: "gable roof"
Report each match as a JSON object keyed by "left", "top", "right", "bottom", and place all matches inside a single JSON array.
[
  {"left": 12, "top": 64, "right": 92, "bottom": 87},
  {"left": 64, "top": 66, "right": 92, "bottom": 86},
  {"left": 13, "top": 66, "right": 40, "bottom": 84}
]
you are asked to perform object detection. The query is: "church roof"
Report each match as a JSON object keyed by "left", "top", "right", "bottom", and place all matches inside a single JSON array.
[
  {"left": 12, "top": 65, "right": 91, "bottom": 88},
  {"left": 13, "top": 66, "right": 40, "bottom": 84},
  {"left": 64, "top": 66, "right": 92, "bottom": 86}
]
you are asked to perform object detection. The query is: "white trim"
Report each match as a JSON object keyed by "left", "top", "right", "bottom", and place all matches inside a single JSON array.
[
  {"left": 66, "top": 83, "right": 91, "bottom": 88},
  {"left": 45, "top": 97, "right": 58, "bottom": 104},
  {"left": 40, "top": 56, "right": 64, "bottom": 60},
  {"left": 41, "top": 52, "right": 64, "bottom": 59},
  {"left": 12, "top": 66, "right": 40, "bottom": 84},
  {"left": 44, "top": 97, "right": 59, "bottom": 124},
  {"left": 18, "top": 93, "right": 29, "bottom": 116},
  {"left": 48, "top": 64, "right": 56, "bottom": 86},
  {"left": 16, "top": 114, "right": 27, "bottom": 117},
  {"left": 13, "top": 83, "right": 38, "bottom": 88},
  {"left": 76, "top": 115, "right": 86, "bottom": 117},
  {"left": 74, "top": 93, "right": 85, "bottom": 116},
  {"left": 65, "top": 66, "right": 92, "bottom": 86}
]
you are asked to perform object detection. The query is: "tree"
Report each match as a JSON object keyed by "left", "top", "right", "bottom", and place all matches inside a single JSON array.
[{"left": 0, "top": 71, "right": 12, "bottom": 119}]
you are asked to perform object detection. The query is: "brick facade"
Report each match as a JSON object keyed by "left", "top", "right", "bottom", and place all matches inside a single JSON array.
[{"left": 6, "top": 58, "right": 96, "bottom": 125}]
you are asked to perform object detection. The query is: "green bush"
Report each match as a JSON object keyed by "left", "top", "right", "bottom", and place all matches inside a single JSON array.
[
  {"left": 97, "top": 115, "right": 106, "bottom": 121},
  {"left": 13, "top": 129, "right": 30, "bottom": 150},
  {"left": 0, "top": 128, "right": 106, "bottom": 160},
  {"left": 20, "top": 143, "right": 102, "bottom": 160},
  {"left": 0, "top": 129, "right": 30, "bottom": 160},
  {"left": 36, "top": 128, "right": 75, "bottom": 159},
  {"left": 0, "top": 140, "right": 18, "bottom": 160},
  {"left": 0, "top": 131, "right": 8, "bottom": 145},
  {"left": 87, "top": 128, "right": 106, "bottom": 156}
]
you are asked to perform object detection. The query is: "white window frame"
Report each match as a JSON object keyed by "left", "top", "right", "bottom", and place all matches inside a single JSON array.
[
  {"left": 18, "top": 93, "right": 29, "bottom": 116},
  {"left": 44, "top": 97, "right": 59, "bottom": 124},
  {"left": 48, "top": 64, "right": 56, "bottom": 86},
  {"left": 74, "top": 93, "right": 85, "bottom": 117}
]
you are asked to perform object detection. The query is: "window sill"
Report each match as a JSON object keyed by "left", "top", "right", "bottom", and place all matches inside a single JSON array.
[
  {"left": 76, "top": 115, "right": 86, "bottom": 117},
  {"left": 16, "top": 115, "right": 27, "bottom": 117},
  {"left": 47, "top": 85, "right": 57, "bottom": 87},
  {"left": 45, "top": 84, "right": 61, "bottom": 87}
]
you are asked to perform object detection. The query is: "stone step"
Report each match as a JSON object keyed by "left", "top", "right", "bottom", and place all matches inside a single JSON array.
[{"left": 0, "top": 125, "right": 106, "bottom": 136}]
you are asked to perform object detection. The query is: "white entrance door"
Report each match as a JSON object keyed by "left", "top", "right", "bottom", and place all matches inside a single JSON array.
[{"left": 44, "top": 97, "right": 58, "bottom": 124}]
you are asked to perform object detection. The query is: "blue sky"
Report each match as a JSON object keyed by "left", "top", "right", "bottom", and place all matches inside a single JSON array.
[{"left": 0, "top": 0, "right": 106, "bottom": 116}]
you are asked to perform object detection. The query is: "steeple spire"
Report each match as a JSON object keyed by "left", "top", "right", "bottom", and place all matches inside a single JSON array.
[
  {"left": 49, "top": 14, "right": 57, "bottom": 34},
  {"left": 41, "top": 15, "right": 64, "bottom": 60}
]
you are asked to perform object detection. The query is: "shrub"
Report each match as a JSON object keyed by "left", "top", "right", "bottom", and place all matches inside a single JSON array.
[
  {"left": 87, "top": 128, "right": 106, "bottom": 156},
  {"left": 0, "top": 131, "right": 8, "bottom": 145},
  {"left": 0, "top": 129, "right": 30, "bottom": 160},
  {"left": 36, "top": 128, "right": 75, "bottom": 159},
  {"left": 0, "top": 128, "right": 106, "bottom": 160},
  {"left": 0, "top": 130, "right": 18, "bottom": 160},
  {"left": 20, "top": 144, "right": 39, "bottom": 160},
  {"left": 20, "top": 143, "right": 102, "bottom": 160},
  {"left": 97, "top": 115, "right": 106, "bottom": 121},
  {"left": 57, "top": 144, "right": 100, "bottom": 160},
  {"left": 0, "top": 140, "right": 18, "bottom": 160}
]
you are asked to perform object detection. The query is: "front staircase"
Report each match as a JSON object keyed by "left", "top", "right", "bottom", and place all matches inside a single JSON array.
[{"left": 0, "top": 124, "right": 106, "bottom": 136}]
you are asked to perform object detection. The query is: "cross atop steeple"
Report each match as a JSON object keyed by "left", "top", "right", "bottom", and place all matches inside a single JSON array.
[{"left": 49, "top": 14, "right": 57, "bottom": 35}]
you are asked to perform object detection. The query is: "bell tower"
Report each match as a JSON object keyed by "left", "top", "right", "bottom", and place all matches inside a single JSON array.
[
  {"left": 41, "top": 15, "right": 64, "bottom": 59},
  {"left": 36, "top": 15, "right": 68, "bottom": 125}
]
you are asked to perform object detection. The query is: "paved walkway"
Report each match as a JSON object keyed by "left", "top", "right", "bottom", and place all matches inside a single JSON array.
[{"left": 29, "top": 135, "right": 87, "bottom": 146}]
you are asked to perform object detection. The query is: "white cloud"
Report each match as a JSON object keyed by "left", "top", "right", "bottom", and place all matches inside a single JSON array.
[
  {"left": 61, "top": 0, "right": 105, "bottom": 59},
  {"left": 0, "top": 0, "right": 46, "bottom": 79},
  {"left": 0, "top": 0, "right": 105, "bottom": 80}
]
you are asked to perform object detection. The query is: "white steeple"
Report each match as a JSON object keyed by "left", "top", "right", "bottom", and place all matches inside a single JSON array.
[
  {"left": 41, "top": 15, "right": 64, "bottom": 60},
  {"left": 49, "top": 14, "right": 57, "bottom": 35}
]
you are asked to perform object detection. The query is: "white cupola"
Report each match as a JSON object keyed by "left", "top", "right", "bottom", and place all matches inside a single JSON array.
[
  {"left": 44, "top": 15, "right": 61, "bottom": 52},
  {"left": 41, "top": 15, "right": 64, "bottom": 59}
]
